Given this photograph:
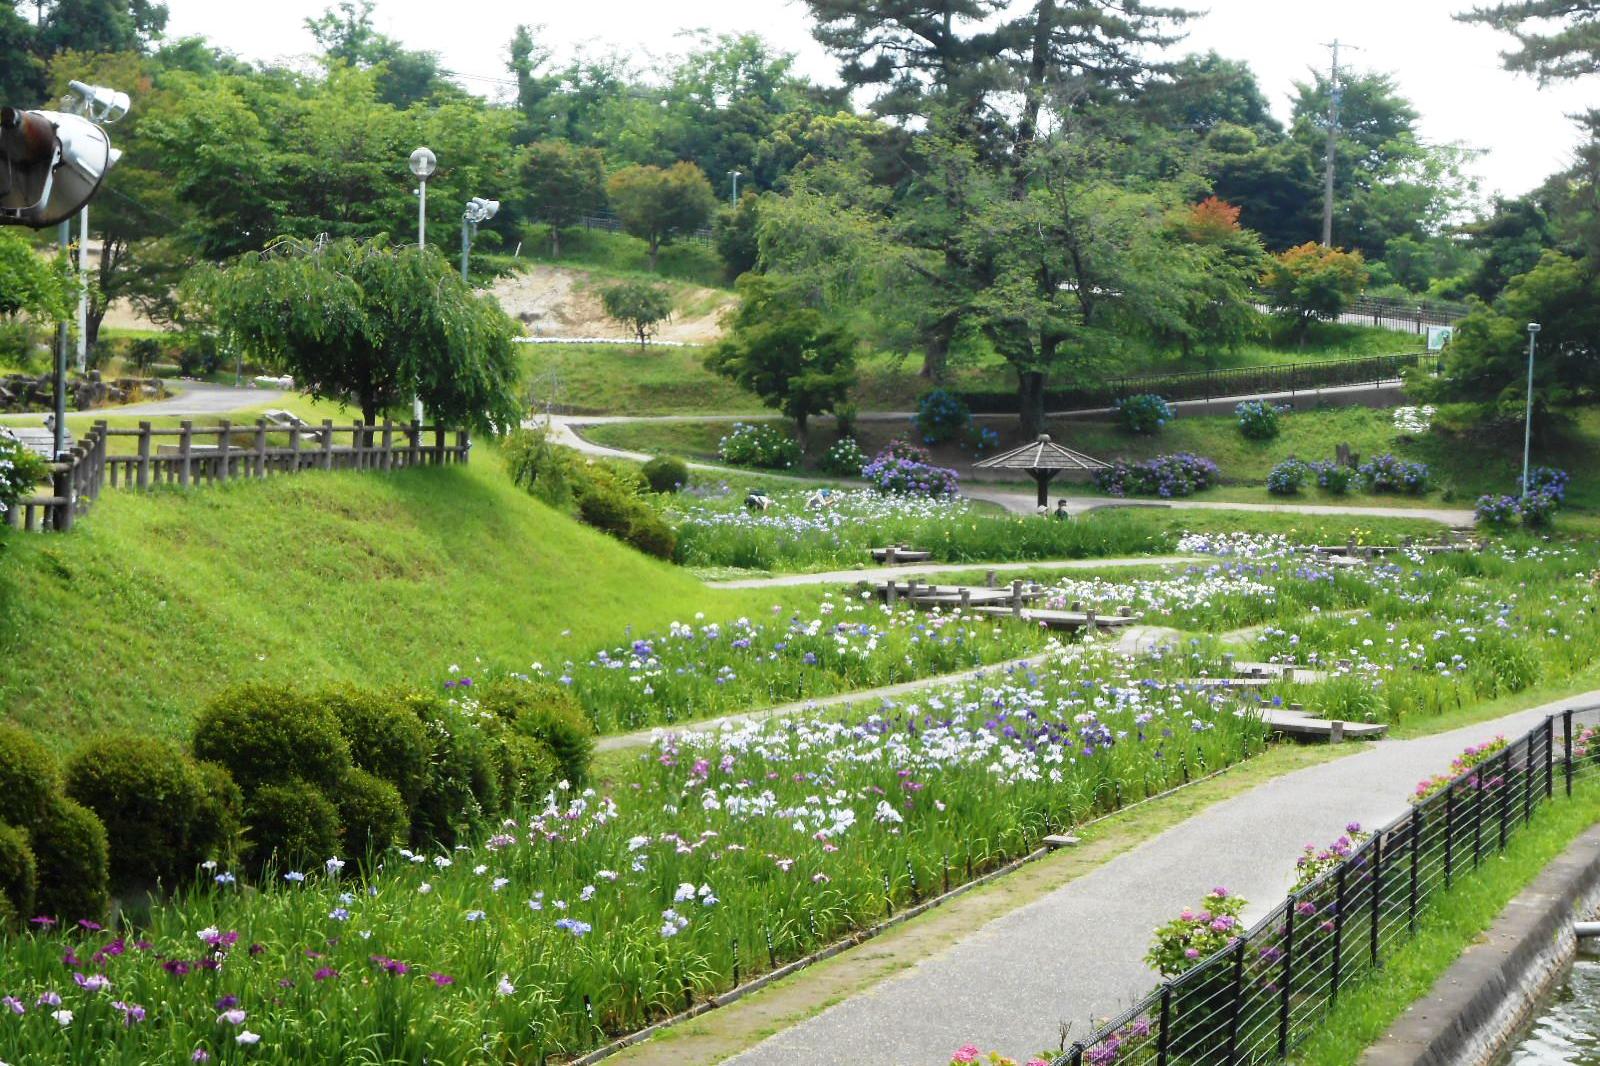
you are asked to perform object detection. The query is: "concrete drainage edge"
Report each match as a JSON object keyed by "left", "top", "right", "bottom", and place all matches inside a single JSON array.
[{"left": 1359, "top": 821, "right": 1600, "bottom": 1066}]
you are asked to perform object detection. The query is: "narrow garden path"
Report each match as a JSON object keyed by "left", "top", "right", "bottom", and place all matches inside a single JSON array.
[
  {"left": 720, "top": 688, "right": 1600, "bottom": 1066},
  {"left": 965, "top": 487, "right": 1476, "bottom": 527},
  {"left": 705, "top": 556, "right": 1197, "bottom": 589}
]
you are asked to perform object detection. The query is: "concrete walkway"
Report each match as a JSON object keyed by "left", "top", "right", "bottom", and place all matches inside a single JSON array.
[
  {"left": 706, "top": 556, "right": 1197, "bottom": 589},
  {"left": 0, "top": 382, "right": 285, "bottom": 424},
  {"left": 723, "top": 688, "right": 1600, "bottom": 1066}
]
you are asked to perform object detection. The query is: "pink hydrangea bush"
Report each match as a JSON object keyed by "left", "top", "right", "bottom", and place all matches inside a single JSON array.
[
  {"left": 1411, "top": 735, "right": 1509, "bottom": 804},
  {"left": 1144, "top": 887, "right": 1245, "bottom": 977}
]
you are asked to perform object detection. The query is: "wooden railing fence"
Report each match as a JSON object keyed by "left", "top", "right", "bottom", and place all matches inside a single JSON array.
[{"left": 6, "top": 419, "right": 470, "bottom": 533}]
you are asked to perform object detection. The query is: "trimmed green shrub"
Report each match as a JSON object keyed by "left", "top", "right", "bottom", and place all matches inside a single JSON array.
[
  {"left": 64, "top": 735, "right": 215, "bottom": 890},
  {"left": 642, "top": 455, "right": 689, "bottom": 494},
  {"left": 625, "top": 509, "right": 677, "bottom": 559},
  {"left": 323, "top": 688, "right": 431, "bottom": 811},
  {"left": 0, "top": 822, "right": 37, "bottom": 925},
  {"left": 337, "top": 769, "right": 408, "bottom": 857},
  {"left": 193, "top": 760, "right": 244, "bottom": 865},
  {"left": 193, "top": 683, "right": 352, "bottom": 794},
  {"left": 31, "top": 796, "right": 109, "bottom": 925},
  {"left": 408, "top": 694, "right": 503, "bottom": 849},
  {"left": 0, "top": 891, "right": 14, "bottom": 932},
  {"left": 494, "top": 734, "right": 563, "bottom": 807},
  {"left": 0, "top": 722, "right": 59, "bottom": 829},
  {"left": 503, "top": 426, "right": 576, "bottom": 509},
  {"left": 246, "top": 781, "right": 341, "bottom": 868},
  {"left": 475, "top": 681, "right": 595, "bottom": 787}
]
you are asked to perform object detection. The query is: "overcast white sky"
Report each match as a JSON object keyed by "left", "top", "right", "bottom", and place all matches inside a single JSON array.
[{"left": 162, "top": 0, "right": 1596, "bottom": 199}]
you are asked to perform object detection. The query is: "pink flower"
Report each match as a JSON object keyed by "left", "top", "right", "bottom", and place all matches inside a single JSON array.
[{"left": 953, "top": 1046, "right": 981, "bottom": 1064}]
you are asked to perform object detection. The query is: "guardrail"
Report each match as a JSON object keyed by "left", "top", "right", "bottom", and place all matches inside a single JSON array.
[
  {"left": 6, "top": 418, "right": 471, "bottom": 532},
  {"left": 1053, "top": 704, "right": 1600, "bottom": 1066}
]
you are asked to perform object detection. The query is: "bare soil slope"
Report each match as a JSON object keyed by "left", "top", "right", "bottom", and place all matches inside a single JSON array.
[{"left": 491, "top": 265, "right": 734, "bottom": 343}]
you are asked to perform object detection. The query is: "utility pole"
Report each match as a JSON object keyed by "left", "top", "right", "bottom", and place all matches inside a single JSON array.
[{"left": 1320, "top": 40, "right": 1359, "bottom": 247}]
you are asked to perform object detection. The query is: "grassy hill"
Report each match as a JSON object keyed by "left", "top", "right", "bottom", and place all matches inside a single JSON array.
[{"left": 0, "top": 459, "right": 773, "bottom": 747}]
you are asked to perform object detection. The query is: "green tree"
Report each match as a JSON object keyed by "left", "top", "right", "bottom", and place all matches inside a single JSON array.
[
  {"left": 305, "top": 0, "right": 453, "bottom": 108},
  {"left": 714, "top": 191, "right": 763, "bottom": 281},
  {"left": 36, "top": 0, "right": 166, "bottom": 56},
  {"left": 600, "top": 280, "right": 673, "bottom": 347},
  {"left": 0, "top": 229, "right": 76, "bottom": 321},
  {"left": 0, "top": 4, "right": 43, "bottom": 103},
  {"left": 1459, "top": 1, "right": 1600, "bottom": 81},
  {"left": 707, "top": 274, "right": 857, "bottom": 443},
  {"left": 188, "top": 236, "right": 519, "bottom": 431},
  {"left": 1262, "top": 242, "right": 1369, "bottom": 337},
  {"left": 1138, "top": 52, "right": 1281, "bottom": 136},
  {"left": 1288, "top": 70, "right": 1475, "bottom": 262},
  {"left": 1426, "top": 250, "right": 1600, "bottom": 422},
  {"left": 519, "top": 140, "right": 605, "bottom": 256},
  {"left": 1157, "top": 197, "right": 1267, "bottom": 360},
  {"left": 605, "top": 162, "right": 717, "bottom": 270}
]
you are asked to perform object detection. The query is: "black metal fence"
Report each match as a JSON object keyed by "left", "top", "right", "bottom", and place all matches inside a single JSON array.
[
  {"left": 1055, "top": 705, "right": 1600, "bottom": 1066},
  {"left": 577, "top": 211, "right": 716, "bottom": 247},
  {"left": 956, "top": 352, "right": 1441, "bottom": 415},
  {"left": 1336, "top": 296, "right": 1471, "bottom": 334}
]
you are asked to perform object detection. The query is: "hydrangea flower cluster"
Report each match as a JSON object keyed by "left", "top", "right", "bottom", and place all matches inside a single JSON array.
[
  {"left": 861, "top": 439, "right": 960, "bottom": 497},
  {"left": 1358, "top": 453, "right": 1430, "bottom": 495},
  {"left": 1094, "top": 454, "right": 1218, "bottom": 498}
]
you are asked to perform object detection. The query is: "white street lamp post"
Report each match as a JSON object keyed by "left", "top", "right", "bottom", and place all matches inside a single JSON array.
[
  {"left": 730, "top": 169, "right": 741, "bottom": 205},
  {"left": 1521, "top": 322, "right": 1540, "bottom": 500},
  {"left": 408, "top": 147, "right": 436, "bottom": 421}
]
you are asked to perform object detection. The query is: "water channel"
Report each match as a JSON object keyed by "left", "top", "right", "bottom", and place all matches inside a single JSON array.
[{"left": 1500, "top": 957, "right": 1600, "bottom": 1065}]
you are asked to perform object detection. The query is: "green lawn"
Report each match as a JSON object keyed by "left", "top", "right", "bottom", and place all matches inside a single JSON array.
[
  {"left": 522, "top": 344, "right": 762, "bottom": 416},
  {"left": 515, "top": 225, "right": 730, "bottom": 289},
  {"left": 0, "top": 455, "right": 784, "bottom": 748}
]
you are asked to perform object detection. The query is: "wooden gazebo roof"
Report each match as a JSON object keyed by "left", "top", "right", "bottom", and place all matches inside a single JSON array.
[{"left": 974, "top": 434, "right": 1109, "bottom": 472}]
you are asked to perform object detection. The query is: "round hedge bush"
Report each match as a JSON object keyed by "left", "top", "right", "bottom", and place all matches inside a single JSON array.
[
  {"left": 408, "top": 695, "right": 502, "bottom": 849},
  {"left": 494, "top": 733, "right": 563, "bottom": 807},
  {"left": 31, "top": 796, "right": 109, "bottom": 926},
  {"left": 337, "top": 769, "right": 408, "bottom": 857},
  {"left": 323, "top": 689, "right": 431, "bottom": 811},
  {"left": 641, "top": 455, "right": 690, "bottom": 494},
  {"left": 192, "top": 760, "right": 244, "bottom": 865},
  {"left": 65, "top": 735, "right": 216, "bottom": 890},
  {"left": 193, "top": 683, "right": 352, "bottom": 795},
  {"left": 625, "top": 509, "right": 677, "bottom": 560},
  {"left": 0, "top": 722, "right": 60, "bottom": 829},
  {"left": 0, "top": 822, "right": 37, "bottom": 925},
  {"left": 246, "top": 781, "right": 341, "bottom": 868}
]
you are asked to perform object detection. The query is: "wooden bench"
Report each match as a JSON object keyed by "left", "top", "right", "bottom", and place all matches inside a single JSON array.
[{"left": 3, "top": 426, "right": 73, "bottom": 460}]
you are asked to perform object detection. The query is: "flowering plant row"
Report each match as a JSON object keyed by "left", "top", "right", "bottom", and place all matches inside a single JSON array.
[
  {"left": 861, "top": 439, "right": 960, "bottom": 497},
  {"left": 0, "top": 650, "right": 1267, "bottom": 1063}
]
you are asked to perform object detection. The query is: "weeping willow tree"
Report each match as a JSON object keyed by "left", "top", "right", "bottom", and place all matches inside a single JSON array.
[{"left": 185, "top": 236, "right": 521, "bottom": 432}]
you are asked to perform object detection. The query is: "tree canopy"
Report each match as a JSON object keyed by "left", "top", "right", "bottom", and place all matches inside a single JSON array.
[{"left": 189, "top": 237, "right": 520, "bottom": 432}]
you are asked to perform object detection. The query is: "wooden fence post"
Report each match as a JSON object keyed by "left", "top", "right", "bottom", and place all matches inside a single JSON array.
[
  {"left": 455, "top": 429, "right": 469, "bottom": 463},
  {"left": 136, "top": 421, "right": 151, "bottom": 489},
  {"left": 321, "top": 420, "right": 335, "bottom": 471},
  {"left": 381, "top": 420, "right": 394, "bottom": 471},
  {"left": 89, "top": 422, "right": 107, "bottom": 500},
  {"left": 433, "top": 424, "right": 445, "bottom": 465},
  {"left": 216, "top": 419, "right": 231, "bottom": 482},
  {"left": 351, "top": 421, "right": 365, "bottom": 470},
  {"left": 179, "top": 420, "right": 193, "bottom": 487},
  {"left": 255, "top": 419, "right": 268, "bottom": 476},
  {"left": 289, "top": 425, "right": 302, "bottom": 472},
  {"left": 52, "top": 455, "right": 73, "bottom": 531},
  {"left": 408, "top": 419, "right": 421, "bottom": 467}
]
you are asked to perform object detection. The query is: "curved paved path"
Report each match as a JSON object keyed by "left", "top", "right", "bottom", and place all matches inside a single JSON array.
[
  {"left": 723, "top": 688, "right": 1600, "bottom": 1066},
  {"left": 0, "top": 382, "right": 286, "bottom": 423}
]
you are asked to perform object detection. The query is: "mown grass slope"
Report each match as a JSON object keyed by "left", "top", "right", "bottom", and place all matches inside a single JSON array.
[{"left": 0, "top": 459, "right": 770, "bottom": 746}]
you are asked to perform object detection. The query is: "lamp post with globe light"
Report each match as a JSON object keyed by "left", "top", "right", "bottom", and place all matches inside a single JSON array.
[
  {"left": 408, "top": 147, "right": 436, "bottom": 420},
  {"left": 1522, "top": 322, "right": 1540, "bottom": 501},
  {"left": 409, "top": 146, "right": 436, "bottom": 249}
]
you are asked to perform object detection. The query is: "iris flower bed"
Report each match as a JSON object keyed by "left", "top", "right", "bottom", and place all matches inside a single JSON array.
[
  {"left": 666, "top": 488, "right": 1168, "bottom": 572},
  {"left": 0, "top": 652, "right": 1267, "bottom": 1064},
  {"left": 546, "top": 593, "right": 1046, "bottom": 733}
]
